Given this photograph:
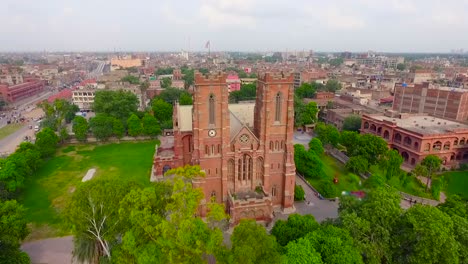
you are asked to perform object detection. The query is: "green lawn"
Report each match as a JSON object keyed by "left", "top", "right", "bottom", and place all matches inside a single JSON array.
[
  {"left": 307, "top": 155, "right": 362, "bottom": 198},
  {"left": 442, "top": 171, "right": 468, "bottom": 199},
  {"left": 19, "top": 141, "right": 158, "bottom": 240},
  {"left": 0, "top": 123, "right": 23, "bottom": 140}
]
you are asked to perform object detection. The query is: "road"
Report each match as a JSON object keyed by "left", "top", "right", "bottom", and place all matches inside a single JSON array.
[{"left": 21, "top": 236, "right": 73, "bottom": 264}]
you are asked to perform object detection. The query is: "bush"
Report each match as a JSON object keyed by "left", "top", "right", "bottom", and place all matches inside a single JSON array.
[
  {"left": 348, "top": 173, "right": 361, "bottom": 186},
  {"left": 364, "top": 173, "right": 386, "bottom": 189},
  {"left": 319, "top": 180, "right": 337, "bottom": 198},
  {"left": 294, "top": 185, "right": 306, "bottom": 201}
]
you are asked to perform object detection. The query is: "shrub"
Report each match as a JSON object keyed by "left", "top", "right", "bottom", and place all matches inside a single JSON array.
[
  {"left": 294, "top": 185, "right": 306, "bottom": 201},
  {"left": 319, "top": 180, "right": 337, "bottom": 198},
  {"left": 364, "top": 173, "right": 386, "bottom": 189}
]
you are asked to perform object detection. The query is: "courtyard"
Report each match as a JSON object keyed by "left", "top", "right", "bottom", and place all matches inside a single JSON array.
[{"left": 19, "top": 141, "right": 158, "bottom": 240}]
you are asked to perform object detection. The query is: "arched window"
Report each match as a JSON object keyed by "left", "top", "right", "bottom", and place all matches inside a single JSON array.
[
  {"left": 209, "top": 94, "right": 215, "bottom": 125},
  {"left": 433, "top": 141, "right": 442, "bottom": 151},
  {"left": 401, "top": 152, "right": 409, "bottom": 162},
  {"left": 443, "top": 142, "right": 451, "bottom": 150},
  {"left": 228, "top": 159, "right": 235, "bottom": 182},
  {"left": 404, "top": 136, "right": 412, "bottom": 146},
  {"left": 205, "top": 145, "right": 209, "bottom": 155},
  {"left": 394, "top": 133, "right": 402, "bottom": 143},
  {"left": 270, "top": 141, "right": 273, "bottom": 151},
  {"left": 275, "top": 92, "right": 282, "bottom": 122},
  {"left": 275, "top": 141, "right": 279, "bottom": 151},
  {"left": 377, "top": 127, "right": 382, "bottom": 134},
  {"left": 383, "top": 130, "right": 390, "bottom": 139},
  {"left": 272, "top": 185, "right": 277, "bottom": 197},
  {"left": 364, "top": 122, "right": 369, "bottom": 129},
  {"left": 454, "top": 139, "right": 459, "bottom": 146},
  {"left": 461, "top": 138, "right": 466, "bottom": 145},
  {"left": 238, "top": 159, "right": 242, "bottom": 181},
  {"left": 211, "top": 145, "right": 215, "bottom": 155},
  {"left": 256, "top": 157, "right": 264, "bottom": 180},
  {"left": 370, "top": 124, "right": 376, "bottom": 132}
]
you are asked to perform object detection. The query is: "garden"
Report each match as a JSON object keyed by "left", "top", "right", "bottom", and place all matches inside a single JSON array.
[{"left": 19, "top": 141, "right": 158, "bottom": 240}]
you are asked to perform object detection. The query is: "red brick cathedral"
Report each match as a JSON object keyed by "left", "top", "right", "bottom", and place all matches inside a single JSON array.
[{"left": 153, "top": 71, "right": 296, "bottom": 224}]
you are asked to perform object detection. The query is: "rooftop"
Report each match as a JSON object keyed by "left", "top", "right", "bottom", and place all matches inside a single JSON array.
[{"left": 368, "top": 114, "right": 468, "bottom": 135}]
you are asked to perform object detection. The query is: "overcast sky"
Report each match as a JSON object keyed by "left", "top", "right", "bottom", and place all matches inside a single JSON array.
[{"left": 1, "top": 0, "right": 468, "bottom": 53}]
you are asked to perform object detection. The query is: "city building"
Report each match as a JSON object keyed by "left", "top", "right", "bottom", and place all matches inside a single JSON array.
[
  {"left": 110, "top": 58, "right": 143, "bottom": 71},
  {"left": 0, "top": 77, "right": 45, "bottom": 103},
  {"left": 361, "top": 113, "right": 468, "bottom": 168},
  {"left": 226, "top": 74, "right": 241, "bottom": 92},
  {"left": 72, "top": 89, "right": 95, "bottom": 111},
  {"left": 410, "top": 69, "right": 434, "bottom": 84},
  {"left": 293, "top": 69, "right": 328, "bottom": 88},
  {"left": 153, "top": 72, "right": 296, "bottom": 224},
  {"left": 393, "top": 83, "right": 468, "bottom": 122}
]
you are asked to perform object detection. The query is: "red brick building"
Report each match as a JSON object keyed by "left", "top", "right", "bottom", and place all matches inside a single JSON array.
[
  {"left": 154, "top": 72, "right": 296, "bottom": 224},
  {"left": 393, "top": 83, "right": 468, "bottom": 122},
  {"left": 361, "top": 113, "right": 468, "bottom": 168},
  {"left": 0, "top": 77, "right": 45, "bottom": 103}
]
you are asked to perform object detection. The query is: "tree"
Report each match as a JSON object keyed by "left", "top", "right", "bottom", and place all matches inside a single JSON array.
[
  {"left": 0, "top": 200, "right": 30, "bottom": 264},
  {"left": 438, "top": 196, "right": 468, "bottom": 263},
  {"left": 35, "top": 127, "right": 59, "bottom": 158},
  {"left": 121, "top": 75, "right": 140, "bottom": 84},
  {"left": 16, "top": 142, "right": 42, "bottom": 173},
  {"left": 65, "top": 177, "right": 139, "bottom": 263},
  {"left": 308, "top": 138, "right": 324, "bottom": 155},
  {"left": 397, "top": 63, "right": 406, "bottom": 71},
  {"left": 0, "top": 153, "right": 29, "bottom": 193},
  {"left": 415, "top": 155, "right": 442, "bottom": 192},
  {"left": 294, "top": 144, "right": 324, "bottom": 179},
  {"left": 315, "top": 122, "right": 340, "bottom": 147},
  {"left": 285, "top": 237, "right": 323, "bottom": 264},
  {"left": 340, "top": 131, "right": 360, "bottom": 156},
  {"left": 340, "top": 188, "right": 402, "bottom": 264},
  {"left": 160, "top": 77, "right": 172, "bottom": 89},
  {"left": 345, "top": 156, "right": 369, "bottom": 174},
  {"left": 229, "top": 83, "right": 256, "bottom": 103},
  {"left": 89, "top": 114, "right": 113, "bottom": 141},
  {"left": 152, "top": 98, "right": 173, "bottom": 124},
  {"left": 142, "top": 113, "right": 161, "bottom": 138},
  {"left": 117, "top": 165, "right": 227, "bottom": 263},
  {"left": 127, "top": 114, "right": 142, "bottom": 137},
  {"left": 295, "top": 83, "right": 317, "bottom": 99},
  {"left": 342, "top": 115, "right": 362, "bottom": 132},
  {"left": 294, "top": 185, "right": 306, "bottom": 201},
  {"left": 304, "top": 225, "right": 363, "bottom": 264},
  {"left": 72, "top": 116, "right": 89, "bottom": 142},
  {"left": 354, "top": 134, "right": 388, "bottom": 166},
  {"left": 112, "top": 118, "right": 125, "bottom": 139},
  {"left": 179, "top": 92, "right": 193, "bottom": 105},
  {"left": 325, "top": 80, "right": 342, "bottom": 93},
  {"left": 230, "top": 220, "right": 282, "bottom": 264},
  {"left": 379, "top": 149, "right": 404, "bottom": 180},
  {"left": 392, "top": 205, "right": 458, "bottom": 264},
  {"left": 59, "top": 127, "right": 69, "bottom": 143},
  {"left": 93, "top": 90, "right": 139, "bottom": 121},
  {"left": 271, "top": 214, "right": 319, "bottom": 247}
]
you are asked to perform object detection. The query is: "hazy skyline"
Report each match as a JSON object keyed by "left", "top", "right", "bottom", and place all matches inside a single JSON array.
[{"left": 1, "top": 0, "right": 468, "bottom": 53}]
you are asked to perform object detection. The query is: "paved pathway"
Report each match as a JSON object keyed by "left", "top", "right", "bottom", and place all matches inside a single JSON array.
[{"left": 21, "top": 236, "right": 73, "bottom": 264}]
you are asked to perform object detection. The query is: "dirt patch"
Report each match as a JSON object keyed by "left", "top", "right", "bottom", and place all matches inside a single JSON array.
[{"left": 68, "top": 186, "right": 75, "bottom": 193}]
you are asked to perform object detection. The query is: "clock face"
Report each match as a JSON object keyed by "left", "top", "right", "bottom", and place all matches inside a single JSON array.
[{"left": 208, "top": 129, "right": 216, "bottom": 137}]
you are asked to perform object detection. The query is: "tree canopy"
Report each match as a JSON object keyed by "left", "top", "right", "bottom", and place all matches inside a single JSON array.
[
  {"left": 342, "top": 115, "right": 362, "bottom": 132},
  {"left": 93, "top": 90, "right": 139, "bottom": 121}
]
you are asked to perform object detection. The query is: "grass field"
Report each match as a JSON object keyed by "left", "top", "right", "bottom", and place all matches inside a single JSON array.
[
  {"left": 19, "top": 141, "right": 158, "bottom": 240},
  {"left": 0, "top": 123, "right": 23, "bottom": 140},
  {"left": 307, "top": 154, "right": 362, "bottom": 197},
  {"left": 442, "top": 171, "right": 468, "bottom": 198}
]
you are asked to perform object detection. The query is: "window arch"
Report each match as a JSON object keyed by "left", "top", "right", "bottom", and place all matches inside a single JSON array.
[
  {"left": 414, "top": 141, "right": 419, "bottom": 150},
  {"left": 209, "top": 94, "right": 215, "bottom": 125},
  {"left": 370, "top": 124, "right": 376, "bottom": 132},
  {"left": 394, "top": 133, "right": 402, "bottom": 143},
  {"left": 256, "top": 157, "right": 264, "bottom": 180},
  {"left": 433, "top": 141, "right": 442, "bottom": 151},
  {"left": 228, "top": 159, "right": 235, "bottom": 182},
  {"left": 272, "top": 185, "right": 277, "bottom": 197},
  {"left": 364, "top": 122, "right": 369, "bottom": 129},
  {"left": 205, "top": 145, "right": 209, "bottom": 155},
  {"left": 383, "top": 130, "right": 390, "bottom": 139},
  {"left": 443, "top": 141, "right": 451, "bottom": 150},
  {"left": 404, "top": 136, "right": 412, "bottom": 146},
  {"left": 211, "top": 145, "right": 215, "bottom": 155},
  {"left": 238, "top": 159, "right": 242, "bottom": 181},
  {"left": 217, "top": 144, "right": 221, "bottom": 154},
  {"left": 275, "top": 92, "right": 282, "bottom": 122},
  {"left": 270, "top": 141, "right": 274, "bottom": 151},
  {"left": 275, "top": 141, "right": 279, "bottom": 151},
  {"left": 461, "top": 138, "right": 466, "bottom": 145},
  {"left": 454, "top": 139, "right": 459, "bottom": 146}
]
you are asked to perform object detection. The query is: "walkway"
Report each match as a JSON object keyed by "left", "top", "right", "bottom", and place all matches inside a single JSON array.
[{"left": 21, "top": 236, "right": 73, "bottom": 264}]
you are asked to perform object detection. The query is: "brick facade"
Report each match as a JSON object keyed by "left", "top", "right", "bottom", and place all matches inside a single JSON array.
[{"left": 154, "top": 71, "right": 296, "bottom": 224}]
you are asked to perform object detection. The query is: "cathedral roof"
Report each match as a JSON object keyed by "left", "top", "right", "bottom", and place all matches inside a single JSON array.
[{"left": 175, "top": 103, "right": 256, "bottom": 136}]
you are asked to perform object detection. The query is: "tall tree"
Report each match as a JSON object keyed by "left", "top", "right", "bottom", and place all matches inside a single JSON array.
[
  {"left": 342, "top": 115, "right": 362, "bottom": 132},
  {"left": 112, "top": 118, "right": 125, "bottom": 139},
  {"left": 295, "top": 83, "right": 317, "bottom": 99},
  {"left": 127, "top": 114, "right": 143, "bottom": 137},
  {"left": 392, "top": 205, "right": 458, "bottom": 264},
  {"left": 271, "top": 214, "right": 319, "bottom": 247},
  {"left": 152, "top": 98, "right": 173, "bottom": 124},
  {"left": 308, "top": 138, "right": 324, "bottom": 156},
  {"left": 414, "top": 155, "right": 442, "bottom": 192},
  {"left": 142, "top": 113, "right": 161, "bottom": 138},
  {"left": 65, "top": 177, "right": 139, "bottom": 263},
  {"left": 89, "top": 114, "right": 113, "bottom": 141},
  {"left": 35, "top": 127, "right": 59, "bottom": 158},
  {"left": 0, "top": 200, "right": 30, "bottom": 264},
  {"left": 72, "top": 116, "right": 89, "bottom": 142},
  {"left": 379, "top": 149, "right": 404, "bottom": 180},
  {"left": 16, "top": 142, "right": 42, "bottom": 173},
  {"left": 179, "top": 93, "right": 193, "bottom": 105},
  {"left": 285, "top": 237, "right": 323, "bottom": 264},
  {"left": 93, "top": 90, "right": 139, "bottom": 121},
  {"left": 325, "top": 80, "right": 342, "bottom": 93},
  {"left": 230, "top": 220, "right": 282, "bottom": 264}
]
